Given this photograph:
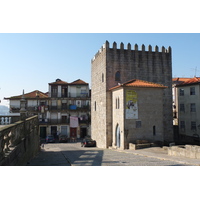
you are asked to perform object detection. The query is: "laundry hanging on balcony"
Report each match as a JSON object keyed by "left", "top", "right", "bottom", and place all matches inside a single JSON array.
[{"left": 70, "top": 116, "right": 79, "bottom": 127}]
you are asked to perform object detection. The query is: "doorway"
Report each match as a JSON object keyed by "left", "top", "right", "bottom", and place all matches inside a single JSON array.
[
  {"left": 40, "top": 127, "right": 46, "bottom": 138},
  {"left": 51, "top": 126, "right": 57, "bottom": 138},
  {"left": 80, "top": 127, "right": 87, "bottom": 138},
  {"left": 116, "top": 124, "right": 120, "bottom": 148},
  {"left": 70, "top": 127, "right": 77, "bottom": 138}
]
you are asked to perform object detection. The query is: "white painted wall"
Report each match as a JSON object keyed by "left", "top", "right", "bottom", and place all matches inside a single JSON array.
[
  {"left": 10, "top": 100, "right": 20, "bottom": 108},
  {"left": 27, "top": 100, "right": 38, "bottom": 107}
]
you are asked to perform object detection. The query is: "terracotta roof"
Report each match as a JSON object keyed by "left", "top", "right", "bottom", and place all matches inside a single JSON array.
[
  {"left": 49, "top": 80, "right": 68, "bottom": 85},
  {"left": 4, "top": 90, "right": 49, "bottom": 99},
  {"left": 109, "top": 79, "right": 167, "bottom": 90},
  {"left": 176, "top": 77, "right": 200, "bottom": 87},
  {"left": 172, "top": 77, "right": 191, "bottom": 82},
  {"left": 69, "top": 79, "right": 88, "bottom": 85},
  {"left": 172, "top": 77, "right": 192, "bottom": 85}
]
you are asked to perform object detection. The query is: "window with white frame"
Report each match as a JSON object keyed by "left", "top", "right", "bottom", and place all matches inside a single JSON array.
[
  {"left": 179, "top": 88, "right": 184, "bottom": 96},
  {"left": 180, "top": 104, "right": 185, "bottom": 112},
  {"left": 190, "top": 103, "right": 196, "bottom": 112},
  {"left": 190, "top": 87, "right": 195, "bottom": 95},
  {"left": 191, "top": 121, "right": 196, "bottom": 131}
]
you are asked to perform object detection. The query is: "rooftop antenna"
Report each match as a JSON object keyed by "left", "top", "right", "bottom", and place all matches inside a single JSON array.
[{"left": 191, "top": 66, "right": 199, "bottom": 77}]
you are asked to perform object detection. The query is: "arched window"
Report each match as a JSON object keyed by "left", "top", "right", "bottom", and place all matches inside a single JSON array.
[
  {"left": 94, "top": 101, "right": 96, "bottom": 111},
  {"left": 115, "top": 71, "right": 120, "bottom": 81},
  {"left": 102, "top": 73, "right": 104, "bottom": 82},
  {"left": 153, "top": 126, "right": 156, "bottom": 136}
]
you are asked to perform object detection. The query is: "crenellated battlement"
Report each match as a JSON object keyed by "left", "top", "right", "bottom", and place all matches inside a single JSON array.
[{"left": 92, "top": 40, "right": 171, "bottom": 62}]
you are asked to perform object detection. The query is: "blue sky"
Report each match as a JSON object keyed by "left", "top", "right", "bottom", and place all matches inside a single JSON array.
[
  {"left": 0, "top": 33, "right": 200, "bottom": 107},
  {"left": 0, "top": 0, "right": 200, "bottom": 108}
]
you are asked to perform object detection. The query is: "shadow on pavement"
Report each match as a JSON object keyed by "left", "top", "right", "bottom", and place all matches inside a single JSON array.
[
  {"left": 61, "top": 149, "right": 104, "bottom": 166},
  {"left": 27, "top": 144, "right": 105, "bottom": 166},
  {"left": 27, "top": 149, "right": 71, "bottom": 166}
]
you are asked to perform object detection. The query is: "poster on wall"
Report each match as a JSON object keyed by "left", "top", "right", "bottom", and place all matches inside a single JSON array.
[
  {"left": 70, "top": 116, "right": 79, "bottom": 127},
  {"left": 126, "top": 90, "right": 138, "bottom": 119}
]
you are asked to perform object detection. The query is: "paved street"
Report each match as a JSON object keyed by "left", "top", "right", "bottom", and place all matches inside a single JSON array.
[{"left": 27, "top": 142, "right": 200, "bottom": 166}]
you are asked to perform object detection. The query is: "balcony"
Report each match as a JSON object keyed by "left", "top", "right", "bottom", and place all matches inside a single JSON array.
[
  {"left": 10, "top": 106, "right": 48, "bottom": 113},
  {"left": 50, "top": 93, "right": 90, "bottom": 98},
  {"left": 38, "top": 118, "right": 91, "bottom": 125},
  {"left": 48, "top": 105, "right": 90, "bottom": 111},
  {"left": 68, "top": 92, "right": 90, "bottom": 98},
  {"left": 39, "top": 118, "right": 70, "bottom": 125},
  {"left": 10, "top": 107, "right": 20, "bottom": 113}
]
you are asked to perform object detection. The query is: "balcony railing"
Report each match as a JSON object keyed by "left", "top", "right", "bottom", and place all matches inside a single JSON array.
[
  {"left": 38, "top": 118, "right": 90, "bottom": 125},
  {"left": 40, "top": 118, "right": 70, "bottom": 125},
  {"left": 48, "top": 105, "right": 90, "bottom": 111},
  {"left": 0, "top": 115, "right": 21, "bottom": 125},
  {"left": 51, "top": 93, "right": 90, "bottom": 98},
  {"left": 68, "top": 93, "right": 90, "bottom": 98}
]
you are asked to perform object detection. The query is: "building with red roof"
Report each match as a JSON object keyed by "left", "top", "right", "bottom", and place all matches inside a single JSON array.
[
  {"left": 173, "top": 77, "right": 200, "bottom": 144},
  {"left": 109, "top": 79, "right": 168, "bottom": 149},
  {"left": 4, "top": 78, "right": 91, "bottom": 140}
]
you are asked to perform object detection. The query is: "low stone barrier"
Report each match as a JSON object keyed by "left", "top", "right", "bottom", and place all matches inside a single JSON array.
[
  {"left": 168, "top": 145, "right": 200, "bottom": 159},
  {"left": 129, "top": 142, "right": 157, "bottom": 150},
  {"left": 0, "top": 115, "right": 40, "bottom": 166}
]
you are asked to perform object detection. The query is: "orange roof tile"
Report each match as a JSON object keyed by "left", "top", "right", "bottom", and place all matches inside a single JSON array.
[
  {"left": 49, "top": 80, "right": 68, "bottom": 85},
  {"left": 172, "top": 77, "right": 191, "bottom": 82},
  {"left": 109, "top": 79, "right": 167, "bottom": 90},
  {"left": 69, "top": 79, "right": 88, "bottom": 85},
  {"left": 176, "top": 77, "right": 200, "bottom": 86},
  {"left": 5, "top": 90, "right": 49, "bottom": 99}
]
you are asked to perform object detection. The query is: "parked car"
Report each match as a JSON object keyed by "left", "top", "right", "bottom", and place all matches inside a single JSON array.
[
  {"left": 59, "top": 134, "right": 68, "bottom": 143},
  {"left": 46, "top": 135, "right": 55, "bottom": 143},
  {"left": 81, "top": 138, "right": 96, "bottom": 147}
]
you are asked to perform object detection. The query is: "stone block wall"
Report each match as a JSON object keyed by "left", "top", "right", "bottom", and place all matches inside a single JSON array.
[
  {"left": 125, "top": 88, "right": 164, "bottom": 144},
  {"left": 91, "top": 45, "right": 108, "bottom": 148},
  {"left": 0, "top": 116, "right": 40, "bottom": 166},
  {"left": 168, "top": 145, "right": 200, "bottom": 159}
]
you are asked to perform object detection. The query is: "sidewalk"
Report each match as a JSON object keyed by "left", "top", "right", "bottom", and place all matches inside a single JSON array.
[{"left": 119, "top": 147, "right": 200, "bottom": 166}]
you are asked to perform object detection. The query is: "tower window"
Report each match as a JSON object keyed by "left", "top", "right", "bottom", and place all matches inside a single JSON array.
[
  {"left": 153, "top": 126, "right": 156, "bottom": 136},
  {"left": 115, "top": 71, "right": 121, "bottom": 81},
  {"left": 136, "top": 121, "right": 141, "bottom": 128},
  {"left": 102, "top": 73, "right": 104, "bottom": 82}
]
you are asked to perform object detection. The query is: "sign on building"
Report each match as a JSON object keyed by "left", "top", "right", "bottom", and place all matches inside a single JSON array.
[{"left": 126, "top": 90, "right": 138, "bottom": 119}]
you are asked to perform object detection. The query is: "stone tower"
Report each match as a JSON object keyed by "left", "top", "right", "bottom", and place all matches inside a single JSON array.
[{"left": 91, "top": 41, "right": 173, "bottom": 148}]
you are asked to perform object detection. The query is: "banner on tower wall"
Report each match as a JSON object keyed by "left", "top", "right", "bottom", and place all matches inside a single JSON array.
[{"left": 126, "top": 90, "right": 138, "bottom": 119}]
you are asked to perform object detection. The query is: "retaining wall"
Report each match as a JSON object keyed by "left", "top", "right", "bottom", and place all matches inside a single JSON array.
[
  {"left": 168, "top": 145, "right": 200, "bottom": 159},
  {"left": 0, "top": 115, "right": 40, "bottom": 166}
]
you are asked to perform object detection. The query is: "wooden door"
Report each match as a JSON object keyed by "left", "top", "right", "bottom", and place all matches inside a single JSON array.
[{"left": 70, "top": 128, "right": 77, "bottom": 138}]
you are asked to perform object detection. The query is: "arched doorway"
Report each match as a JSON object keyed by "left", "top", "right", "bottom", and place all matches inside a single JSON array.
[{"left": 116, "top": 124, "right": 120, "bottom": 148}]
